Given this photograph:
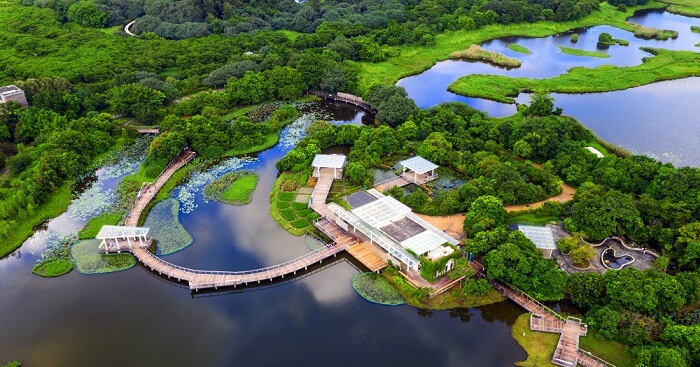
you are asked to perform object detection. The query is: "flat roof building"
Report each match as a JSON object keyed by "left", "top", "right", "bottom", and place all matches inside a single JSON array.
[
  {"left": 518, "top": 224, "right": 556, "bottom": 258},
  {"left": 0, "top": 85, "right": 28, "bottom": 107},
  {"left": 328, "top": 189, "right": 459, "bottom": 270}
]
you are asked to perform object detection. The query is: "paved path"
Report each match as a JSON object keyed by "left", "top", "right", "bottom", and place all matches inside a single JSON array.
[{"left": 124, "top": 20, "right": 136, "bottom": 37}]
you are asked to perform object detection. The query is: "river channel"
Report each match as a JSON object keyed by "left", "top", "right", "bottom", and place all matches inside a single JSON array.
[
  {"left": 0, "top": 102, "right": 527, "bottom": 366},
  {"left": 398, "top": 9, "right": 700, "bottom": 166}
]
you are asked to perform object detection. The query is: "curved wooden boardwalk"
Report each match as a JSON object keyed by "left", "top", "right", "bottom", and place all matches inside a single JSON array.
[
  {"left": 111, "top": 151, "right": 361, "bottom": 290},
  {"left": 309, "top": 90, "right": 377, "bottom": 115}
]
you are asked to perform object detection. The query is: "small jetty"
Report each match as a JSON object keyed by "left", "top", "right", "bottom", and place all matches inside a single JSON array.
[{"left": 471, "top": 259, "right": 614, "bottom": 367}]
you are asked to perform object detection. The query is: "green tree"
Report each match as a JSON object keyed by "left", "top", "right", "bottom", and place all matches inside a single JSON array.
[
  {"left": 463, "top": 195, "right": 507, "bottom": 237},
  {"left": 566, "top": 272, "right": 606, "bottom": 308},
  {"left": 598, "top": 32, "right": 613, "bottom": 44},
  {"left": 569, "top": 244, "right": 594, "bottom": 265},
  {"left": 417, "top": 132, "right": 452, "bottom": 165},
  {"left": 108, "top": 84, "right": 165, "bottom": 123}
]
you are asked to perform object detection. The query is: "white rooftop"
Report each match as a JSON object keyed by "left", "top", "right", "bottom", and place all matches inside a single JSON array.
[
  {"left": 585, "top": 146, "right": 604, "bottom": 158},
  {"left": 400, "top": 230, "right": 447, "bottom": 256},
  {"left": 518, "top": 225, "right": 556, "bottom": 250},
  {"left": 96, "top": 225, "right": 149, "bottom": 239},
  {"left": 352, "top": 195, "right": 412, "bottom": 228},
  {"left": 399, "top": 156, "right": 438, "bottom": 174},
  {"left": 311, "top": 154, "right": 347, "bottom": 169}
]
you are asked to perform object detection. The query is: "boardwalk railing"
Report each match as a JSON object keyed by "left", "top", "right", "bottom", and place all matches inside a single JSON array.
[
  {"left": 578, "top": 349, "right": 617, "bottom": 367},
  {"left": 309, "top": 90, "right": 377, "bottom": 115},
  {"left": 490, "top": 279, "right": 569, "bottom": 324}
]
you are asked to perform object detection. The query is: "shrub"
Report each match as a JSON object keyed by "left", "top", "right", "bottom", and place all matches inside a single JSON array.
[
  {"left": 277, "top": 201, "right": 290, "bottom": 209},
  {"left": 279, "top": 192, "right": 295, "bottom": 201},
  {"left": 291, "top": 202, "right": 308, "bottom": 210}
]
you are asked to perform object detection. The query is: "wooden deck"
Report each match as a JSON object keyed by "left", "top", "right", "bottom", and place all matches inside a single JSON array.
[
  {"left": 470, "top": 259, "right": 613, "bottom": 367},
  {"left": 310, "top": 168, "right": 334, "bottom": 218},
  {"left": 309, "top": 90, "right": 377, "bottom": 115},
  {"left": 346, "top": 241, "right": 387, "bottom": 272},
  {"left": 552, "top": 319, "right": 582, "bottom": 367},
  {"left": 374, "top": 176, "right": 411, "bottom": 192}
]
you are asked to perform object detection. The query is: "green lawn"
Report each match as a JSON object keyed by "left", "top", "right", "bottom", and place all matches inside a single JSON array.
[
  {"left": 557, "top": 45, "right": 610, "bottom": 58},
  {"left": 508, "top": 213, "right": 561, "bottom": 226},
  {"left": 448, "top": 48, "right": 700, "bottom": 103},
  {"left": 579, "top": 329, "right": 638, "bottom": 367},
  {"left": 512, "top": 313, "right": 561, "bottom": 367},
  {"left": 507, "top": 43, "right": 532, "bottom": 54},
  {"left": 78, "top": 211, "right": 125, "bottom": 239},
  {"left": 32, "top": 259, "right": 73, "bottom": 277}
]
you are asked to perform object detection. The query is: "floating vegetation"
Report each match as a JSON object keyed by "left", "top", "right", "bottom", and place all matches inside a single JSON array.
[
  {"left": 203, "top": 170, "right": 259, "bottom": 205},
  {"left": 352, "top": 272, "right": 405, "bottom": 306},
  {"left": 176, "top": 156, "right": 257, "bottom": 213},
  {"left": 69, "top": 181, "right": 116, "bottom": 221},
  {"left": 427, "top": 175, "right": 467, "bottom": 194},
  {"left": 100, "top": 136, "right": 152, "bottom": 179},
  {"left": 32, "top": 234, "right": 77, "bottom": 277},
  {"left": 143, "top": 199, "right": 194, "bottom": 255},
  {"left": 278, "top": 113, "right": 320, "bottom": 149},
  {"left": 71, "top": 239, "right": 136, "bottom": 274}
]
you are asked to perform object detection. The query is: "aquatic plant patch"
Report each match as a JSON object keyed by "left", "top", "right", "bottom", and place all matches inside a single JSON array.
[
  {"left": 143, "top": 199, "right": 194, "bottom": 255},
  {"left": 69, "top": 181, "right": 116, "bottom": 221},
  {"left": 278, "top": 113, "right": 319, "bottom": 149},
  {"left": 557, "top": 46, "right": 610, "bottom": 58},
  {"left": 507, "top": 43, "right": 532, "bottom": 54},
  {"left": 32, "top": 234, "right": 78, "bottom": 277},
  {"left": 71, "top": 239, "right": 136, "bottom": 274},
  {"left": 352, "top": 273, "right": 405, "bottom": 306},
  {"left": 203, "top": 170, "right": 258, "bottom": 205},
  {"left": 100, "top": 136, "right": 153, "bottom": 179},
  {"left": 176, "top": 156, "right": 257, "bottom": 213}
]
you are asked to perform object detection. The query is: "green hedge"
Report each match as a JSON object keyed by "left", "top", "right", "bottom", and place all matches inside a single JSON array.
[
  {"left": 291, "top": 218, "right": 310, "bottom": 229},
  {"left": 280, "top": 208, "right": 296, "bottom": 221},
  {"left": 291, "top": 202, "right": 308, "bottom": 210},
  {"left": 279, "top": 192, "right": 295, "bottom": 201},
  {"left": 277, "top": 201, "right": 290, "bottom": 209}
]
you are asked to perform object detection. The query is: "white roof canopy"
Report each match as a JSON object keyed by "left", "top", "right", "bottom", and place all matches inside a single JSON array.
[
  {"left": 518, "top": 225, "right": 555, "bottom": 250},
  {"left": 399, "top": 156, "right": 438, "bottom": 174},
  {"left": 311, "top": 154, "right": 347, "bottom": 169},
  {"left": 352, "top": 195, "right": 412, "bottom": 228},
  {"left": 96, "top": 225, "right": 150, "bottom": 239},
  {"left": 400, "top": 231, "right": 446, "bottom": 256}
]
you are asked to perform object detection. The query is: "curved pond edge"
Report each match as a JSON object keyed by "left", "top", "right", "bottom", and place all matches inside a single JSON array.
[{"left": 601, "top": 247, "right": 635, "bottom": 270}]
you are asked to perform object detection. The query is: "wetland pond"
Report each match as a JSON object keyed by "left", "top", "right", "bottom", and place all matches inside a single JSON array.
[
  {"left": 0, "top": 102, "right": 527, "bottom": 366},
  {"left": 398, "top": 10, "right": 700, "bottom": 166}
]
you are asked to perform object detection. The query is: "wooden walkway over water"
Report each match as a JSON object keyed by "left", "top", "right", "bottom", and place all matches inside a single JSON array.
[
  {"left": 309, "top": 90, "right": 377, "bottom": 115},
  {"left": 104, "top": 152, "right": 387, "bottom": 290},
  {"left": 470, "top": 259, "right": 613, "bottom": 367}
]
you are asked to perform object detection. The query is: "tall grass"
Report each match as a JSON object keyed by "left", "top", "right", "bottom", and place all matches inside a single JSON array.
[{"left": 450, "top": 45, "right": 522, "bottom": 68}]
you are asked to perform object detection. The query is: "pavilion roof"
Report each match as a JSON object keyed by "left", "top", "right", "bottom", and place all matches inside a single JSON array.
[
  {"left": 399, "top": 156, "right": 438, "bottom": 174},
  {"left": 96, "top": 225, "right": 149, "bottom": 239},
  {"left": 311, "top": 154, "right": 347, "bottom": 169}
]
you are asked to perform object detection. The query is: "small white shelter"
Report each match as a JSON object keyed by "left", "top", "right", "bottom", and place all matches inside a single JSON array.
[
  {"left": 399, "top": 156, "right": 438, "bottom": 184},
  {"left": 0, "top": 85, "right": 28, "bottom": 107},
  {"left": 311, "top": 154, "right": 346, "bottom": 179},
  {"left": 518, "top": 225, "right": 556, "bottom": 258},
  {"left": 96, "top": 225, "right": 150, "bottom": 252}
]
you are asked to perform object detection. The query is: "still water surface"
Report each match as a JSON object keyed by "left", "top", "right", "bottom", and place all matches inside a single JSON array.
[
  {"left": 0, "top": 103, "right": 527, "bottom": 366},
  {"left": 398, "top": 10, "right": 700, "bottom": 165}
]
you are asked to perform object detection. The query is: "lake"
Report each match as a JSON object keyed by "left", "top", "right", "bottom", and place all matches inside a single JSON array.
[
  {"left": 398, "top": 10, "right": 700, "bottom": 166},
  {"left": 0, "top": 102, "right": 527, "bottom": 366}
]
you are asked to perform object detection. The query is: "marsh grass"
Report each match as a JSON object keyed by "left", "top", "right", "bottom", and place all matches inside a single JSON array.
[
  {"left": 450, "top": 44, "right": 521, "bottom": 68},
  {"left": 507, "top": 43, "right": 532, "bottom": 54},
  {"left": 449, "top": 48, "right": 700, "bottom": 103},
  {"left": 557, "top": 46, "right": 610, "bottom": 58}
]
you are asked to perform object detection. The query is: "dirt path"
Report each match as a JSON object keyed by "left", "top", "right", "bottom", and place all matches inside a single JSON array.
[
  {"left": 416, "top": 213, "right": 466, "bottom": 241},
  {"left": 504, "top": 182, "right": 576, "bottom": 212}
]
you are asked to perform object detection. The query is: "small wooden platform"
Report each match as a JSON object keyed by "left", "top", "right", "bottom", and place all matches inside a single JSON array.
[{"left": 347, "top": 241, "right": 386, "bottom": 272}]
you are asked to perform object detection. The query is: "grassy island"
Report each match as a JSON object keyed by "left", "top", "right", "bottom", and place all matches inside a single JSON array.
[
  {"left": 32, "top": 259, "right": 73, "bottom": 277},
  {"left": 507, "top": 44, "right": 532, "bottom": 54},
  {"left": 450, "top": 45, "right": 522, "bottom": 68},
  {"left": 448, "top": 48, "right": 700, "bottom": 103},
  {"left": 557, "top": 45, "right": 611, "bottom": 58},
  {"left": 204, "top": 171, "right": 259, "bottom": 205}
]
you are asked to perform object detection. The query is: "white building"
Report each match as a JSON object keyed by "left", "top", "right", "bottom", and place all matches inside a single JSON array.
[{"left": 0, "top": 85, "right": 28, "bottom": 107}]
